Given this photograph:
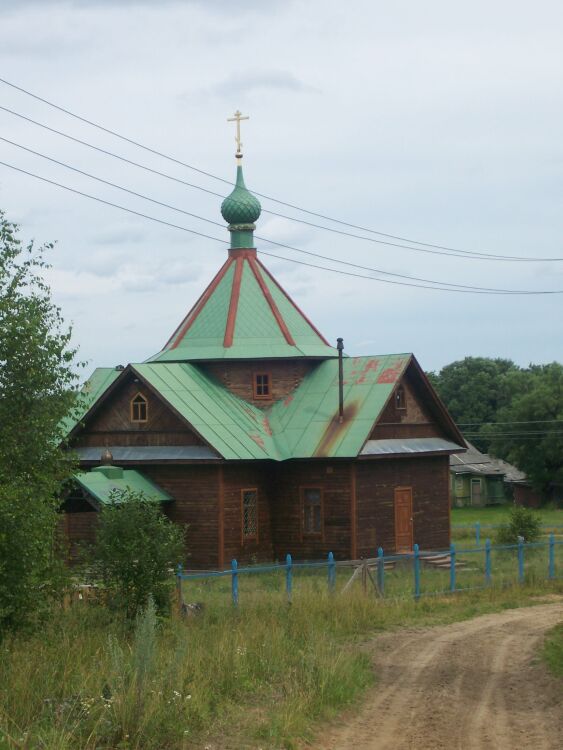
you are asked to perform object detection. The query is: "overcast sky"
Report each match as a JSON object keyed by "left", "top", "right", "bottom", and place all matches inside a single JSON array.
[{"left": 1, "top": 0, "right": 562, "bottom": 376}]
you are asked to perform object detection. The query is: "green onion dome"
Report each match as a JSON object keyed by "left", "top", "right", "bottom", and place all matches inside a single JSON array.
[{"left": 221, "top": 164, "right": 262, "bottom": 226}]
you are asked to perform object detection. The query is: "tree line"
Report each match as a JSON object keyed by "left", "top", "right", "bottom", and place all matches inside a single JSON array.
[{"left": 428, "top": 357, "right": 563, "bottom": 498}]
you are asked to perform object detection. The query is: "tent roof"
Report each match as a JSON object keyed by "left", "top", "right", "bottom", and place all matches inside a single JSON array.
[{"left": 148, "top": 254, "right": 337, "bottom": 362}]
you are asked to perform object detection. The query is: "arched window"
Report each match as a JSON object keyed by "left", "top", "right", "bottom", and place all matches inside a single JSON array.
[{"left": 130, "top": 393, "right": 148, "bottom": 423}]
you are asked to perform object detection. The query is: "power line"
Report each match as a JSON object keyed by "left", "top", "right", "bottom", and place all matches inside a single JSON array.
[
  {"left": 2, "top": 77, "right": 563, "bottom": 263},
  {"left": 5, "top": 158, "right": 563, "bottom": 296},
  {"left": 0, "top": 104, "right": 536, "bottom": 264},
  {"left": 459, "top": 419, "right": 563, "bottom": 426},
  {"left": 0, "top": 159, "right": 563, "bottom": 296},
  {"left": 4, "top": 136, "right": 561, "bottom": 295}
]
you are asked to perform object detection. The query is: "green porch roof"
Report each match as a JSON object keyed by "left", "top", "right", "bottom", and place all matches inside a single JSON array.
[
  {"left": 148, "top": 255, "right": 336, "bottom": 362},
  {"left": 66, "top": 354, "right": 416, "bottom": 462},
  {"left": 74, "top": 466, "right": 172, "bottom": 506}
]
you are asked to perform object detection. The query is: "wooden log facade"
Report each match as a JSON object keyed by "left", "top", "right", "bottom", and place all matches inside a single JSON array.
[{"left": 64, "top": 363, "right": 460, "bottom": 567}]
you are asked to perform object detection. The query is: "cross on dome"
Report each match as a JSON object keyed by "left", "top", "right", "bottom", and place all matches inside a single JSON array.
[{"left": 227, "top": 109, "right": 249, "bottom": 157}]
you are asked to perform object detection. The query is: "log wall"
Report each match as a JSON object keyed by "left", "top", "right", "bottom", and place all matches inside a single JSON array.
[
  {"left": 203, "top": 360, "right": 315, "bottom": 407},
  {"left": 356, "top": 456, "right": 450, "bottom": 556}
]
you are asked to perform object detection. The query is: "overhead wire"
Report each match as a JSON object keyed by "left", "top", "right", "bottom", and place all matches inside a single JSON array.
[
  {"left": 3, "top": 136, "right": 562, "bottom": 294},
  {"left": 0, "top": 104, "right": 537, "bottom": 263},
  {"left": 4, "top": 158, "right": 563, "bottom": 296},
  {"left": 1, "top": 77, "right": 563, "bottom": 262}
]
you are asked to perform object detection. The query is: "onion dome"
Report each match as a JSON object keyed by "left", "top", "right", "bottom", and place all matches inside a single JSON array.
[{"left": 221, "top": 164, "right": 261, "bottom": 248}]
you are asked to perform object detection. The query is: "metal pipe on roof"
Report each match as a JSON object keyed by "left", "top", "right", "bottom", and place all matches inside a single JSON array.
[{"left": 337, "top": 338, "right": 344, "bottom": 423}]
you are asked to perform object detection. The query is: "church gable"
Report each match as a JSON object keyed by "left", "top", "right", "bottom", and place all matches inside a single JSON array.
[
  {"left": 72, "top": 370, "right": 206, "bottom": 449},
  {"left": 369, "top": 360, "right": 463, "bottom": 445}
]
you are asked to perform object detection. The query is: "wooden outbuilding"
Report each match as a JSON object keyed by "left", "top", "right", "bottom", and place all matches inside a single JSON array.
[{"left": 62, "top": 153, "right": 465, "bottom": 567}]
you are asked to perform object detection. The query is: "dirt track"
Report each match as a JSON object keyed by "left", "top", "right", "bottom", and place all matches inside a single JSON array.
[{"left": 317, "top": 602, "right": 563, "bottom": 750}]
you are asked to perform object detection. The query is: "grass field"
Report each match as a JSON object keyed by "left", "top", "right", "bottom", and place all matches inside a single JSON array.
[
  {"left": 1, "top": 579, "right": 562, "bottom": 750},
  {"left": 542, "top": 622, "right": 563, "bottom": 679},
  {"left": 451, "top": 505, "right": 563, "bottom": 527}
]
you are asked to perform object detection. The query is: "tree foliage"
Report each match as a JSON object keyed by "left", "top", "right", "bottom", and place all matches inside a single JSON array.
[
  {"left": 428, "top": 357, "right": 519, "bottom": 451},
  {"left": 486, "top": 363, "right": 563, "bottom": 495},
  {"left": 91, "top": 490, "right": 186, "bottom": 618},
  {"left": 496, "top": 505, "right": 542, "bottom": 544},
  {"left": 431, "top": 356, "right": 563, "bottom": 501},
  {"left": 0, "top": 211, "right": 79, "bottom": 633}
]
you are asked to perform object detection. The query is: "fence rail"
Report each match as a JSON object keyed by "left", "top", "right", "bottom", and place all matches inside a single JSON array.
[{"left": 176, "top": 534, "right": 562, "bottom": 609}]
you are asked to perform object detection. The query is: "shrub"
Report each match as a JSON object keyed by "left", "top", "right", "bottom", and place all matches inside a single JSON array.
[
  {"left": 91, "top": 490, "right": 186, "bottom": 618},
  {"left": 496, "top": 505, "right": 542, "bottom": 544}
]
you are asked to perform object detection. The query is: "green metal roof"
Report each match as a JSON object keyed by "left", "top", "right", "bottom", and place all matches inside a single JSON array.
[
  {"left": 74, "top": 466, "right": 172, "bottom": 506},
  {"left": 133, "top": 362, "right": 281, "bottom": 461},
  {"left": 268, "top": 354, "right": 412, "bottom": 458},
  {"left": 148, "top": 255, "right": 336, "bottom": 362},
  {"left": 66, "top": 355, "right": 415, "bottom": 462},
  {"left": 61, "top": 367, "right": 121, "bottom": 438}
]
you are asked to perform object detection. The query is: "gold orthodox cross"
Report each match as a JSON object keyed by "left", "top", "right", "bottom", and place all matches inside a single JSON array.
[{"left": 227, "top": 110, "right": 249, "bottom": 155}]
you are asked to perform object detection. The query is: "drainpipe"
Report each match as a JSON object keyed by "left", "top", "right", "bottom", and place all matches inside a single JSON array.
[{"left": 337, "top": 337, "right": 344, "bottom": 423}]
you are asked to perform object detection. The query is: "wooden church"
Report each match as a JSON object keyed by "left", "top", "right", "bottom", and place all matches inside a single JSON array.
[{"left": 62, "top": 124, "right": 465, "bottom": 568}]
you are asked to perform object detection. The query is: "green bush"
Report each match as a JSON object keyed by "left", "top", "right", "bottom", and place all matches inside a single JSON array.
[
  {"left": 91, "top": 490, "right": 186, "bottom": 618},
  {"left": 496, "top": 505, "right": 542, "bottom": 544}
]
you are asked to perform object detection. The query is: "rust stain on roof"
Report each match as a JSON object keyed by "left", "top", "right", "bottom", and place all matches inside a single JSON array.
[
  {"left": 377, "top": 358, "right": 407, "bottom": 384},
  {"left": 249, "top": 433, "right": 265, "bottom": 449},
  {"left": 355, "top": 358, "right": 380, "bottom": 384},
  {"left": 262, "top": 416, "right": 273, "bottom": 436},
  {"left": 283, "top": 393, "right": 294, "bottom": 407},
  {"left": 314, "top": 402, "right": 359, "bottom": 457}
]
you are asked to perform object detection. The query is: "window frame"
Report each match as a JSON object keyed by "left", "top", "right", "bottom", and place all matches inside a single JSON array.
[
  {"left": 300, "top": 486, "right": 324, "bottom": 539},
  {"left": 395, "top": 386, "right": 406, "bottom": 410},
  {"left": 130, "top": 392, "right": 149, "bottom": 423},
  {"left": 241, "top": 488, "right": 259, "bottom": 543},
  {"left": 253, "top": 372, "right": 272, "bottom": 400}
]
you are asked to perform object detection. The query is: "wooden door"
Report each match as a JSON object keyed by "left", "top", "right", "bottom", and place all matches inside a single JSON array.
[
  {"left": 394, "top": 487, "right": 413, "bottom": 552},
  {"left": 471, "top": 479, "right": 482, "bottom": 506}
]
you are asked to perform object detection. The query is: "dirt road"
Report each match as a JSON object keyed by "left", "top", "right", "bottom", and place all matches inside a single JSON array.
[{"left": 317, "top": 602, "right": 563, "bottom": 750}]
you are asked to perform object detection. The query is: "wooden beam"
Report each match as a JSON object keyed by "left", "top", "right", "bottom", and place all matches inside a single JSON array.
[
  {"left": 218, "top": 465, "right": 225, "bottom": 570},
  {"left": 223, "top": 257, "right": 244, "bottom": 347},
  {"left": 248, "top": 257, "right": 296, "bottom": 345},
  {"left": 350, "top": 463, "right": 357, "bottom": 559}
]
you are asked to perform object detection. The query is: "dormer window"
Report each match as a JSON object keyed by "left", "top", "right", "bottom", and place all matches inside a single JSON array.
[
  {"left": 253, "top": 373, "right": 271, "bottom": 400},
  {"left": 130, "top": 393, "right": 148, "bottom": 423},
  {"left": 395, "top": 386, "right": 406, "bottom": 410}
]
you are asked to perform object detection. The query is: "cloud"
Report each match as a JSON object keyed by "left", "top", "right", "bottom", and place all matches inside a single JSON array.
[{"left": 206, "top": 70, "right": 319, "bottom": 98}]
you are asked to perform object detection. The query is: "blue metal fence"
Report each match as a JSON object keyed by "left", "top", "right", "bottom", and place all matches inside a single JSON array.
[{"left": 176, "top": 534, "right": 562, "bottom": 608}]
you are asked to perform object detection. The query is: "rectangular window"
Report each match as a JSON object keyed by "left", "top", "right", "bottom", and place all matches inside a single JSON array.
[
  {"left": 253, "top": 373, "right": 271, "bottom": 399},
  {"left": 395, "top": 386, "right": 406, "bottom": 410},
  {"left": 302, "top": 487, "right": 323, "bottom": 535},
  {"left": 241, "top": 489, "right": 258, "bottom": 541}
]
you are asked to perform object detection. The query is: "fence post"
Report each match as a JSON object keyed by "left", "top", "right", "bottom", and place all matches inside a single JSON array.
[
  {"left": 548, "top": 533, "right": 555, "bottom": 580},
  {"left": 328, "top": 551, "right": 336, "bottom": 593},
  {"left": 485, "top": 538, "right": 491, "bottom": 585},
  {"left": 413, "top": 544, "right": 421, "bottom": 599},
  {"left": 231, "top": 558, "right": 239, "bottom": 607},
  {"left": 517, "top": 536, "right": 524, "bottom": 583},
  {"left": 475, "top": 522, "right": 481, "bottom": 547},
  {"left": 377, "top": 547, "right": 385, "bottom": 596},
  {"left": 176, "top": 563, "right": 183, "bottom": 611},
  {"left": 285, "top": 553, "right": 293, "bottom": 603},
  {"left": 449, "top": 543, "right": 456, "bottom": 593}
]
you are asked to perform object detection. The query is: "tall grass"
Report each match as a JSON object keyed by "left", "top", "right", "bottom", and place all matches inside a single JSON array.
[{"left": 0, "top": 580, "right": 562, "bottom": 749}]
